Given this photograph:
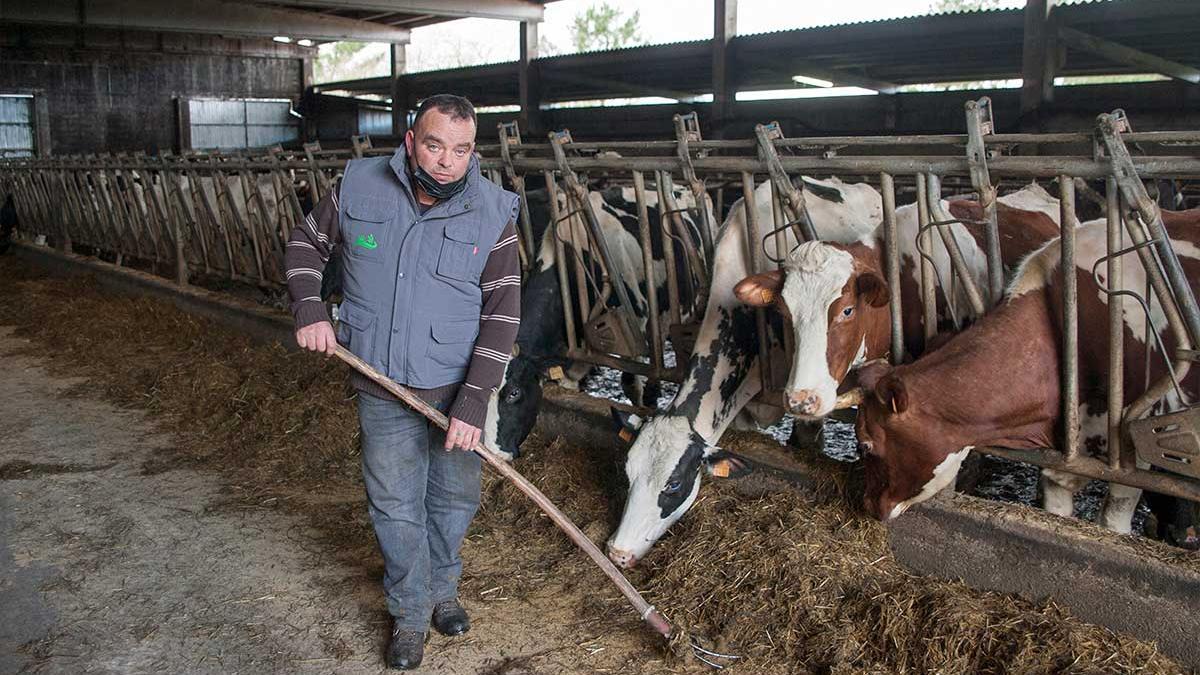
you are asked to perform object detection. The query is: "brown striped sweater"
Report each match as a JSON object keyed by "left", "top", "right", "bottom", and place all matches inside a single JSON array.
[{"left": 284, "top": 181, "right": 520, "bottom": 429}]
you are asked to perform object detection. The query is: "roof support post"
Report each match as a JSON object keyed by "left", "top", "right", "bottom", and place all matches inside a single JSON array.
[
  {"left": 1020, "top": 0, "right": 1058, "bottom": 134},
  {"left": 391, "top": 42, "right": 408, "bottom": 138},
  {"left": 519, "top": 20, "right": 543, "bottom": 137},
  {"left": 711, "top": 0, "right": 737, "bottom": 138}
]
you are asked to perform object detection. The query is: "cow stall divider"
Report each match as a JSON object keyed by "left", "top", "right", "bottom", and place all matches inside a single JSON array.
[{"left": 4, "top": 103, "right": 1200, "bottom": 509}]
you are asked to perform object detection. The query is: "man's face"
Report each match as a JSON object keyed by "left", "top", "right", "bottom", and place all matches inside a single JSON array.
[{"left": 405, "top": 109, "right": 476, "bottom": 185}]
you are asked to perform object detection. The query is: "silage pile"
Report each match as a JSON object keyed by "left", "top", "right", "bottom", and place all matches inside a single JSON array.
[{"left": 0, "top": 259, "right": 1187, "bottom": 674}]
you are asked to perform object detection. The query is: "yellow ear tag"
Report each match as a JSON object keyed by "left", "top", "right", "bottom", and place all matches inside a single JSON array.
[
  {"left": 548, "top": 365, "right": 565, "bottom": 381},
  {"left": 711, "top": 459, "right": 731, "bottom": 478},
  {"left": 759, "top": 289, "right": 775, "bottom": 304}
]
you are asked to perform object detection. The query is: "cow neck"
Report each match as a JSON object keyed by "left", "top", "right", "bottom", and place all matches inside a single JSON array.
[{"left": 892, "top": 291, "right": 1060, "bottom": 452}]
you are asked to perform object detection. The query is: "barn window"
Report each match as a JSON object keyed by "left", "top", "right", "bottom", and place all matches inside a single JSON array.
[
  {"left": 0, "top": 94, "right": 36, "bottom": 158},
  {"left": 182, "top": 98, "right": 300, "bottom": 151}
]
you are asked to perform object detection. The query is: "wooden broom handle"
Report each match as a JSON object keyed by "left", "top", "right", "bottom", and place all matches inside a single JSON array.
[{"left": 332, "top": 346, "right": 673, "bottom": 638}]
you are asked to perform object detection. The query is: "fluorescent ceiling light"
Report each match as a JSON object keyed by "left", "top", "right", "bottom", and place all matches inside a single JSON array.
[
  {"left": 792, "top": 75, "right": 834, "bottom": 88},
  {"left": 297, "top": 39, "right": 314, "bottom": 47},
  {"left": 273, "top": 36, "right": 292, "bottom": 43}
]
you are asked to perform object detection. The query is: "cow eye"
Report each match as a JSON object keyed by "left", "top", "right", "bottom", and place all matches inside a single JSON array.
[
  {"left": 841, "top": 306, "right": 854, "bottom": 318},
  {"left": 504, "top": 388, "right": 521, "bottom": 403},
  {"left": 663, "top": 479, "right": 682, "bottom": 495}
]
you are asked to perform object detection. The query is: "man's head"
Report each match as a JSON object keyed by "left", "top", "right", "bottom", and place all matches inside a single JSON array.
[{"left": 404, "top": 94, "right": 478, "bottom": 194}]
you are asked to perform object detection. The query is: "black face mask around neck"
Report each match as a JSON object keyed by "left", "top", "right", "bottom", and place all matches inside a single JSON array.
[{"left": 409, "top": 161, "right": 468, "bottom": 201}]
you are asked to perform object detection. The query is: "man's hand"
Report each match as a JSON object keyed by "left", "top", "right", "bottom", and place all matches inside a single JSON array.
[
  {"left": 445, "top": 417, "right": 481, "bottom": 452},
  {"left": 296, "top": 321, "right": 337, "bottom": 356}
]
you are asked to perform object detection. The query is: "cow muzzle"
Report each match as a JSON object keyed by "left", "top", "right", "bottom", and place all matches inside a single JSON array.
[
  {"left": 786, "top": 390, "right": 823, "bottom": 416},
  {"left": 606, "top": 543, "right": 639, "bottom": 569}
]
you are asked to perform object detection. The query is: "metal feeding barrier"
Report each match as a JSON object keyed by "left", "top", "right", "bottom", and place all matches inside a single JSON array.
[{"left": 4, "top": 101, "right": 1200, "bottom": 507}]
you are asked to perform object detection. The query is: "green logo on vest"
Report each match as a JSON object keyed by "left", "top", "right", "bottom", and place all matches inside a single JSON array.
[{"left": 355, "top": 234, "right": 378, "bottom": 250}]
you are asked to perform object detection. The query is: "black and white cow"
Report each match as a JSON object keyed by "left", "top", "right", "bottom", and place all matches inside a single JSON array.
[
  {"left": 605, "top": 176, "right": 883, "bottom": 568},
  {"left": 482, "top": 182, "right": 716, "bottom": 459}
]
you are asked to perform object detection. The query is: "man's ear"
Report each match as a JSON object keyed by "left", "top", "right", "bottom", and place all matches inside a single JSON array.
[
  {"left": 734, "top": 271, "right": 785, "bottom": 307},
  {"left": 703, "top": 449, "right": 754, "bottom": 479},
  {"left": 404, "top": 129, "right": 415, "bottom": 154},
  {"left": 874, "top": 373, "right": 910, "bottom": 415},
  {"left": 856, "top": 271, "right": 890, "bottom": 308}
]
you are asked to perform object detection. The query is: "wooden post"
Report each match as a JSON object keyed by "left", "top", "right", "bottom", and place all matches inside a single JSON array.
[
  {"left": 1019, "top": 0, "right": 1056, "bottom": 135},
  {"left": 390, "top": 43, "right": 408, "bottom": 139},
  {"left": 519, "top": 21, "right": 542, "bottom": 137},
  {"left": 711, "top": 0, "right": 737, "bottom": 138}
]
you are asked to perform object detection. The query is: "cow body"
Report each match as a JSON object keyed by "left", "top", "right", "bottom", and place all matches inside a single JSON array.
[
  {"left": 855, "top": 208, "right": 1200, "bottom": 534},
  {"left": 606, "top": 176, "right": 883, "bottom": 567},
  {"left": 483, "top": 182, "right": 716, "bottom": 459}
]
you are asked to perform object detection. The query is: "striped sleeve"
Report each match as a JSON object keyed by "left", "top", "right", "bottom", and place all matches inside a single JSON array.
[
  {"left": 284, "top": 181, "right": 341, "bottom": 329},
  {"left": 449, "top": 216, "right": 522, "bottom": 429}
]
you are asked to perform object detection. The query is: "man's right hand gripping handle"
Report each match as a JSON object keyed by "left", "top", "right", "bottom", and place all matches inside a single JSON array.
[{"left": 296, "top": 321, "right": 338, "bottom": 356}]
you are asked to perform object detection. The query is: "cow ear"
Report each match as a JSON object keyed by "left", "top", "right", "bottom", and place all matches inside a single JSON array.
[
  {"left": 733, "top": 271, "right": 784, "bottom": 307},
  {"left": 857, "top": 360, "right": 892, "bottom": 392},
  {"left": 874, "top": 373, "right": 910, "bottom": 415},
  {"left": 610, "top": 407, "right": 644, "bottom": 444},
  {"left": 704, "top": 449, "right": 753, "bottom": 479},
  {"left": 856, "top": 271, "right": 890, "bottom": 308}
]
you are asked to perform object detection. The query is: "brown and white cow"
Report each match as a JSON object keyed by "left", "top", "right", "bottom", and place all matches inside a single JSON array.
[
  {"left": 733, "top": 184, "right": 1062, "bottom": 419},
  {"left": 853, "top": 208, "right": 1200, "bottom": 533}
]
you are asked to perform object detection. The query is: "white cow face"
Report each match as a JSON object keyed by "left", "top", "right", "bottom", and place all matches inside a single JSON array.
[
  {"left": 735, "top": 242, "right": 889, "bottom": 419},
  {"left": 606, "top": 416, "right": 744, "bottom": 568}
]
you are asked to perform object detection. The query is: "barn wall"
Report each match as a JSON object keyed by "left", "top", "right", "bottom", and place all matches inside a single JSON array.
[{"left": 0, "top": 25, "right": 312, "bottom": 156}]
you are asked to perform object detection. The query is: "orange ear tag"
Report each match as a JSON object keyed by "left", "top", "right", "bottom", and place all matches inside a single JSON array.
[
  {"left": 619, "top": 428, "right": 634, "bottom": 443},
  {"left": 759, "top": 289, "right": 775, "bottom": 304},
  {"left": 711, "top": 460, "right": 731, "bottom": 478}
]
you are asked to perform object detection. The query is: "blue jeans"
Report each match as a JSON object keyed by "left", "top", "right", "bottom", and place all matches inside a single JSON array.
[{"left": 357, "top": 391, "right": 482, "bottom": 631}]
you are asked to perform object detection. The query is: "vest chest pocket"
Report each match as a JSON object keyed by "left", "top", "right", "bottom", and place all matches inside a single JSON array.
[
  {"left": 335, "top": 299, "right": 378, "bottom": 366},
  {"left": 342, "top": 198, "right": 394, "bottom": 264},
  {"left": 436, "top": 221, "right": 482, "bottom": 282}
]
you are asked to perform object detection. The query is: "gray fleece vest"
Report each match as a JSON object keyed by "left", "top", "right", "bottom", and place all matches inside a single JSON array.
[{"left": 335, "top": 148, "right": 518, "bottom": 389}]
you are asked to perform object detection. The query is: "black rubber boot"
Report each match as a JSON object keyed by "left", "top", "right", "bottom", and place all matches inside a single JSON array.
[
  {"left": 387, "top": 624, "right": 425, "bottom": 670},
  {"left": 431, "top": 599, "right": 470, "bottom": 636}
]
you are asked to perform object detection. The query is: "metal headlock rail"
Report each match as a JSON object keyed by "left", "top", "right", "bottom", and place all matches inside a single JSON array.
[{"left": 4, "top": 100, "right": 1200, "bottom": 505}]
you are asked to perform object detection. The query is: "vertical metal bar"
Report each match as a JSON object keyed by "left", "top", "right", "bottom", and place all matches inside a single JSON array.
[
  {"left": 916, "top": 173, "right": 938, "bottom": 344},
  {"left": 543, "top": 170, "right": 579, "bottom": 352},
  {"left": 770, "top": 178, "right": 795, "bottom": 360},
  {"left": 166, "top": 174, "right": 189, "bottom": 285},
  {"left": 660, "top": 171, "right": 709, "bottom": 312},
  {"left": 1105, "top": 177, "right": 1124, "bottom": 470},
  {"left": 231, "top": 170, "right": 265, "bottom": 283},
  {"left": 1060, "top": 174, "right": 1080, "bottom": 462},
  {"left": 925, "top": 173, "right": 987, "bottom": 318},
  {"left": 656, "top": 171, "right": 683, "bottom": 328},
  {"left": 964, "top": 97, "right": 1004, "bottom": 305},
  {"left": 742, "top": 172, "right": 773, "bottom": 394},
  {"left": 633, "top": 171, "right": 664, "bottom": 376},
  {"left": 881, "top": 173, "right": 905, "bottom": 364}
]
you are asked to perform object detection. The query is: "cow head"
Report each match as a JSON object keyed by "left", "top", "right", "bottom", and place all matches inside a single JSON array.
[
  {"left": 854, "top": 361, "right": 971, "bottom": 521},
  {"left": 734, "top": 241, "right": 889, "bottom": 419},
  {"left": 605, "top": 415, "right": 748, "bottom": 569},
  {"left": 483, "top": 353, "right": 551, "bottom": 460}
]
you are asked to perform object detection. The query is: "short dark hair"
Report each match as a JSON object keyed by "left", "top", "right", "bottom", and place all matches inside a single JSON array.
[{"left": 412, "top": 94, "right": 476, "bottom": 131}]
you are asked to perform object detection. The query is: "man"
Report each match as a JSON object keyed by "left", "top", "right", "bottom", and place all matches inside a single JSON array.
[{"left": 285, "top": 94, "right": 520, "bottom": 670}]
